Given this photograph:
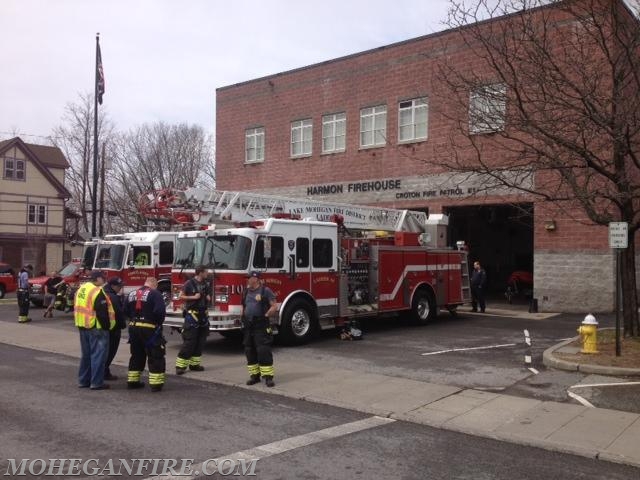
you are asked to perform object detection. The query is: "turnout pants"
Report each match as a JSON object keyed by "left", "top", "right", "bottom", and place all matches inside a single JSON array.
[
  {"left": 243, "top": 318, "right": 274, "bottom": 378},
  {"left": 17, "top": 289, "right": 30, "bottom": 322},
  {"left": 176, "top": 311, "right": 209, "bottom": 370},
  {"left": 128, "top": 325, "right": 166, "bottom": 388},
  {"left": 105, "top": 329, "right": 122, "bottom": 375}
]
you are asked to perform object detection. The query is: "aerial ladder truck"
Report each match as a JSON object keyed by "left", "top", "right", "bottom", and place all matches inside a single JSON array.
[{"left": 138, "top": 188, "right": 471, "bottom": 345}]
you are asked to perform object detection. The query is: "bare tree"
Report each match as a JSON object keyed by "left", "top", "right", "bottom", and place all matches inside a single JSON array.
[
  {"left": 52, "top": 93, "right": 114, "bottom": 235},
  {"left": 107, "top": 122, "right": 214, "bottom": 231},
  {"left": 431, "top": 0, "right": 640, "bottom": 336}
]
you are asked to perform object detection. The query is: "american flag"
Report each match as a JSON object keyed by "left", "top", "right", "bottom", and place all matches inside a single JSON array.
[{"left": 96, "top": 40, "right": 105, "bottom": 105}]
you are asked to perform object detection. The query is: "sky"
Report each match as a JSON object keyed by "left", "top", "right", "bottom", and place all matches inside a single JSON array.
[{"left": 0, "top": 0, "right": 453, "bottom": 144}]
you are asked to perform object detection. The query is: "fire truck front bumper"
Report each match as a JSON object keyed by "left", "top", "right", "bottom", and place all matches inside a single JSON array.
[{"left": 164, "top": 309, "right": 243, "bottom": 332}]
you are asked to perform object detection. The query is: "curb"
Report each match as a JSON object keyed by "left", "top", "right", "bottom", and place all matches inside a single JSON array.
[{"left": 542, "top": 336, "right": 640, "bottom": 376}]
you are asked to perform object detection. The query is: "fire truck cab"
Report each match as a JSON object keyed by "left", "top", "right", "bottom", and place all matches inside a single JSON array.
[{"left": 91, "top": 231, "right": 177, "bottom": 297}]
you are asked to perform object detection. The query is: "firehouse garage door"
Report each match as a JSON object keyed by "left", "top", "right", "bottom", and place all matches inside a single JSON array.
[{"left": 446, "top": 203, "right": 533, "bottom": 302}]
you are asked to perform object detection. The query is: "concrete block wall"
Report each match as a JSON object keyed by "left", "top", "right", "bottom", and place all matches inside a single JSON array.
[{"left": 535, "top": 251, "right": 615, "bottom": 313}]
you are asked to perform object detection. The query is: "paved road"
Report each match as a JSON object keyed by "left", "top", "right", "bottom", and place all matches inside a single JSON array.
[
  {"left": 0, "top": 301, "right": 638, "bottom": 413},
  {"left": 1, "top": 344, "right": 638, "bottom": 480}
]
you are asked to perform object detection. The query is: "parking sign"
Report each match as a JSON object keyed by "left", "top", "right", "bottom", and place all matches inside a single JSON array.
[{"left": 609, "top": 222, "right": 628, "bottom": 249}]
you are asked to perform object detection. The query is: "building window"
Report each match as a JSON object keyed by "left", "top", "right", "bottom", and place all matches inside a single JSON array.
[
  {"left": 245, "top": 127, "right": 265, "bottom": 163},
  {"left": 360, "top": 105, "right": 387, "bottom": 148},
  {"left": 291, "top": 119, "right": 313, "bottom": 157},
  {"left": 28, "top": 205, "right": 47, "bottom": 225},
  {"left": 399, "top": 97, "right": 428, "bottom": 142},
  {"left": 322, "top": 113, "right": 346, "bottom": 153},
  {"left": 3, "top": 157, "right": 25, "bottom": 180},
  {"left": 469, "top": 84, "right": 506, "bottom": 134}
]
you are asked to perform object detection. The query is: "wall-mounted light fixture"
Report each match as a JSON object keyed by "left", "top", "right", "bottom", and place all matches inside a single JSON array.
[{"left": 544, "top": 219, "right": 556, "bottom": 231}]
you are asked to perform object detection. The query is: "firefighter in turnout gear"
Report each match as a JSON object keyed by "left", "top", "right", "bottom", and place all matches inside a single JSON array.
[
  {"left": 242, "top": 271, "right": 278, "bottom": 387},
  {"left": 175, "top": 265, "right": 210, "bottom": 375},
  {"left": 17, "top": 264, "right": 33, "bottom": 323},
  {"left": 125, "top": 277, "right": 166, "bottom": 392}
]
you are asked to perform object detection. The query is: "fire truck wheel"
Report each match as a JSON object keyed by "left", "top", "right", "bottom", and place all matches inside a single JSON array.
[
  {"left": 280, "top": 299, "right": 316, "bottom": 345},
  {"left": 410, "top": 288, "right": 436, "bottom": 325},
  {"left": 0, "top": 284, "right": 5, "bottom": 299}
]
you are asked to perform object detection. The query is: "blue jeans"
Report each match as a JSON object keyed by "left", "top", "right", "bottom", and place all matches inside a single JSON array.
[{"left": 78, "top": 328, "right": 109, "bottom": 388}]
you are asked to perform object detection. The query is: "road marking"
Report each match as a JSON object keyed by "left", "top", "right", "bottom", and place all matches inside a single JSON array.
[
  {"left": 571, "top": 381, "right": 640, "bottom": 389},
  {"left": 421, "top": 343, "right": 516, "bottom": 356},
  {"left": 523, "top": 329, "right": 532, "bottom": 366},
  {"left": 567, "top": 391, "right": 595, "bottom": 408},
  {"left": 149, "top": 416, "right": 395, "bottom": 479}
]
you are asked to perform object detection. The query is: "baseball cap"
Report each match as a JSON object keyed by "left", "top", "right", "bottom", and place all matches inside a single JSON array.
[
  {"left": 248, "top": 270, "right": 261, "bottom": 278},
  {"left": 90, "top": 270, "right": 105, "bottom": 281},
  {"left": 108, "top": 276, "right": 123, "bottom": 287}
]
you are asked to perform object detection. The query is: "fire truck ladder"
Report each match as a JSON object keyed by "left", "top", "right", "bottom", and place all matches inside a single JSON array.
[{"left": 180, "top": 188, "right": 429, "bottom": 232}]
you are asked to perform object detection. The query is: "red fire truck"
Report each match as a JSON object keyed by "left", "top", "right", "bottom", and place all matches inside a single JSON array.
[
  {"left": 140, "top": 189, "right": 470, "bottom": 345},
  {"left": 85, "top": 231, "right": 179, "bottom": 299}
]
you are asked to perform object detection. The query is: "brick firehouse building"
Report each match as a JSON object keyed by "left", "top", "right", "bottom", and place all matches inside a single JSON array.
[{"left": 215, "top": 0, "right": 638, "bottom": 313}]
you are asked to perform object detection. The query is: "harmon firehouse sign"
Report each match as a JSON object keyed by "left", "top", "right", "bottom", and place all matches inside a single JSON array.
[{"left": 609, "top": 222, "right": 628, "bottom": 249}]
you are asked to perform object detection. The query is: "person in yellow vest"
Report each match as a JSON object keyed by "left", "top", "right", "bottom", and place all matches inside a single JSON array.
[{"left": 74, "top": 270, "right": 116, "bottom": 390}]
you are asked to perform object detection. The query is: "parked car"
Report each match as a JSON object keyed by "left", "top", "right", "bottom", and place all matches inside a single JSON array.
[
  {"left": 0, "top": 263, "right": 17, "bottom": 299},
  {"left": 29, "top": 261, "right": 85, "bottom": 307}
]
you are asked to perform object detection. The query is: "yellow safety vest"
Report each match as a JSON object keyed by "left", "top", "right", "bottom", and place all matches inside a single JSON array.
[{"left": 74, "top": 282, "right": 116, "bottom": 330}]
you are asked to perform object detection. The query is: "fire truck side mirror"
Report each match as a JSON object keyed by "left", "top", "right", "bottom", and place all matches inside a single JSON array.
[{"left": 288, "top": 254, "right": 296, "bottom": 280}]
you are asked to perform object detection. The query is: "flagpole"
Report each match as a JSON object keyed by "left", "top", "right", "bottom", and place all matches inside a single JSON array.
[{"left": 92, "top": 33, "right": 100, "bottom": 238}]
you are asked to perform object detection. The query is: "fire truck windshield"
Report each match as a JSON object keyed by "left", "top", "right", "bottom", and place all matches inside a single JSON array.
[
  {"left": 94, "top": 244, "right": 126, "bottom": 270},
  {"left": 174, "top": 235, "right": 251, "bottom": 270},
  {"left": 174, "top": 238, "right": 202, "bottom": 269},
  {"left": 202, "top": 235, "right": 251, "bottom": 270}
]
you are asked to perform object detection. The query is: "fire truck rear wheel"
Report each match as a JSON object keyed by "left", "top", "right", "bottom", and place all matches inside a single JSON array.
[
  {"left": 280, "top": 299, "right": 316, "bottom": 345},
  {"left": 411, "top": 288, "right": 436, "bottom": 325}
]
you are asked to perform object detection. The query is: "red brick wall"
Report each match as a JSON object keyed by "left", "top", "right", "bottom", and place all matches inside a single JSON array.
[{"left": 215, "top": 1, "right": 629, "bottom": 256}]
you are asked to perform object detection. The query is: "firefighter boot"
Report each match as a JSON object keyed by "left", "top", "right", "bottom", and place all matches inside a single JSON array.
[
  {"left": 127, "top": 381, "right": 145, "bottom": 389},
  {"left": 246, "top": 374, "right": 261, "bottom": 385},
  {"left": 150, "top": 385, "right": 163, "bottom": 393},
  {"left": 189, "top": 365, "right": 205, "bottom": 372},
  {"left": 264, "top": 375, "right": 275, "bottom": 388},
  {"left": 175, "top": 367, "right": 186, "bottom": 375}
]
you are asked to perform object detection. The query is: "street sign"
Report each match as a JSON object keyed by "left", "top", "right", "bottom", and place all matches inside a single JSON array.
[{"left": 609, "top": 222, "right": 628, "bottom": 249}]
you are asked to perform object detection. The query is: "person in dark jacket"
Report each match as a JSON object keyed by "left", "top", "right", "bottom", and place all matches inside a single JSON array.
[
  {"left": 175, "top": 266, "right": 210, "bottom": 375},
  {"left": 43, "top": 272, "right": 63, "bottom": 318},
  {"left": 104, "top": 277, "right": 126, "bottom": 381},
  {"left": 125, "top": 277, "right": 166, "bottom": 392},
  {"left": 17, "top": 264, "right": 33, "bottom": 323},
  {"left": 470, "top": 260, "right": 487, "bottom": 313}
]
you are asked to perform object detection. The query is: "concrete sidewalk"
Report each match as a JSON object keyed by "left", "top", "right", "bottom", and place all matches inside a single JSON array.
[{"left": 1, "top": 320, "right": 639, "bottom": 469}]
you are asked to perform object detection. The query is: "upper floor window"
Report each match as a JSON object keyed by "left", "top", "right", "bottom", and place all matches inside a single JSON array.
[
  {"left": 399, "top": 97, "right": 428, "bottom": 143},
  {"left": 3, "top": 157, "right": 25, "bottom": 180},
  {"left": 360, "top": 105, "right": 387, "bottom": 148},
  {"left": 245, "top": 127, "right": 265, "bottom": 163},
  {"left": 28, "top": 204, "right": 47, "bottom": 225},
  {"left": 322, "top": 112, "right": 346, "bottom": 154},
  {"left": 291, "top": 119, "right": 312, "bottom": 158},
  {"left": 469, "top": 84, "right": 506, "bottom": 134}
]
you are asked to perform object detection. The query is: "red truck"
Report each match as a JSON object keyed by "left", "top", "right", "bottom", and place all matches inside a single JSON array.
[
  {"left": 0, "top": 263, "right": 17, "bottom": 299},
  {"left": 28, "top": 261, "right": 85, "bottom": 307}
]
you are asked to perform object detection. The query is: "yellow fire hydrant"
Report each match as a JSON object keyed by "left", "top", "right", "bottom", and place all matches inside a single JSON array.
[{"left": 577, "top": 314, "right": 599, "bottom": 354}]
